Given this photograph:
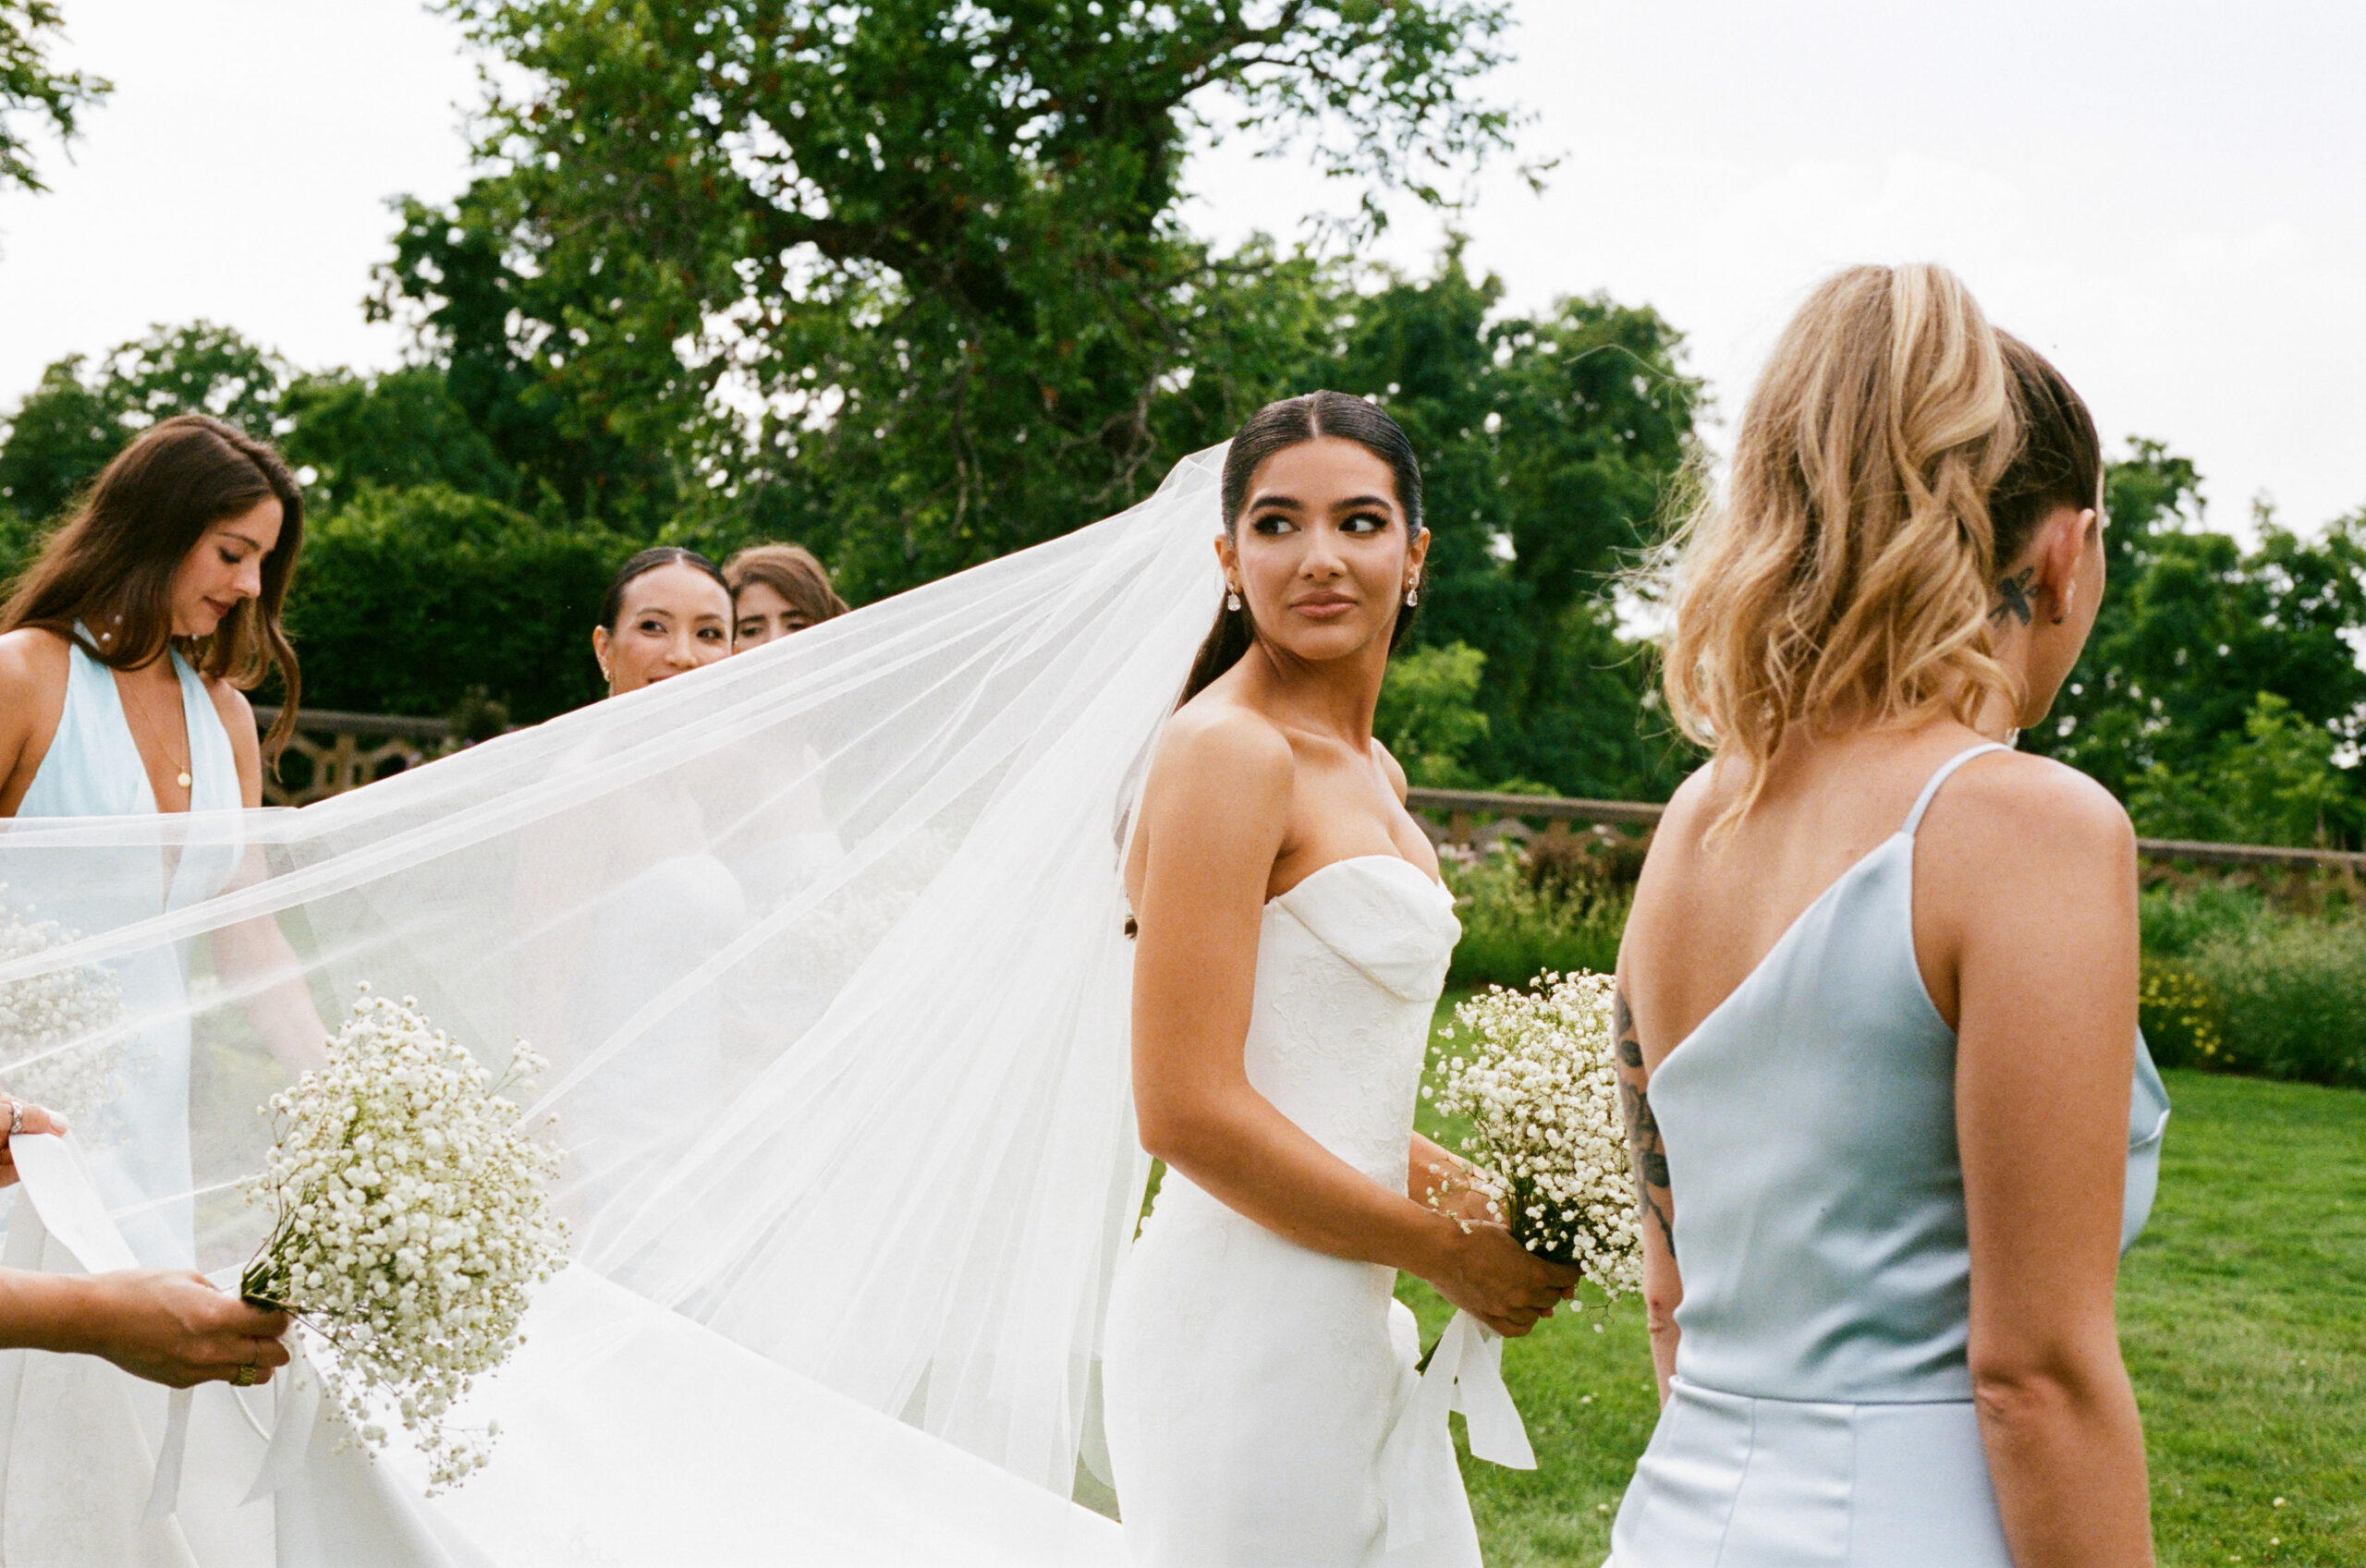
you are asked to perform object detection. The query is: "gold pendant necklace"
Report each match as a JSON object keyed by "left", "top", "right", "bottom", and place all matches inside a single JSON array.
[{"left": 125, "top": 673, "right": 193, "bottom": 796}]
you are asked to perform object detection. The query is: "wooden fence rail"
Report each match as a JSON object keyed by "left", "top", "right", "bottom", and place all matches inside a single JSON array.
[
  {"left": 1402, "top": 787, "right": 2366, "bottom": 876},
  {"left": 251, "top": 706, "right": 462, "bottom": 807},
  {"left": 248, "top": 711, "right": 2366, "bottom": 874}
]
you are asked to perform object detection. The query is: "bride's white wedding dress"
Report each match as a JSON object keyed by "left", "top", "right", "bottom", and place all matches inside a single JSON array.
[{"left": 1103, "top": 854, "right": 1480, "bottom": 1568}]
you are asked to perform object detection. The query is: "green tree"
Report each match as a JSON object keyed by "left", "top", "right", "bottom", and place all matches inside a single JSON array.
[
  {"left": 0, "top": 322, "right": 287, "bottom": 522},
  {"left": 1, "top": 0, "right": 107, "bottom": 194},
  {"left": 1375, "top": 641, "right": 1490, "bottom": 787},
  {"left": 1335, "top": 250, "right": 1701, "bottom": 796},
  {"left": 2027, "top": 444, "right": 2366, "bottom": 820},
  {"left": 286, "top": 484, "right": 632, "bottom": 723},
  {"left": 2127, "top": 691, "right": 2353, "bottom": 848},
  {"left": 384, "top": 0, "right": 1519, "bottom": 598},
  {"left": 369, "top": 197, "right": 682, "bottom": 528},
  {"left": 276, "top": 367, "right": 521, "bottom": 513}
]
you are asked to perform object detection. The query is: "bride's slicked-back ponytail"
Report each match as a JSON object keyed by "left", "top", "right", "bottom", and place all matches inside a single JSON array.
[{"left": 1655, "top": 263, "right": 2032, "bottom": 837}]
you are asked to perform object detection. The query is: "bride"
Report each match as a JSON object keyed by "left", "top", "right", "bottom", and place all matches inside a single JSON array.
[{"left": 1106, "top": 392, "right": 1583, "bottom": 1566}]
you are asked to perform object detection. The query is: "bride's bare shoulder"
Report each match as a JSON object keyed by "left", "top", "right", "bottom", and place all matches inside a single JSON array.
[{"left": 1146, "top": 695, "right": 1294, "bottom": 810}]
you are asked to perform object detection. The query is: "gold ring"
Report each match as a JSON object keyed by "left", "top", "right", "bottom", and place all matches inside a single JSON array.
[{"left": 233, "top": 1362, "right": 259, "bottom": 1387}]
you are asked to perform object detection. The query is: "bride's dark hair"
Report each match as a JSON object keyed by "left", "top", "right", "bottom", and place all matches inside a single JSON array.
[{"left": 1178, "top": 391, "right": 1425, "bottom": 705}]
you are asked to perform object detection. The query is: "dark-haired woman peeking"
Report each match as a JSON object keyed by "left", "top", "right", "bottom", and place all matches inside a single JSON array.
[
  {"left": 593, "top": 546, "right": 733, "bottom": 698},
  {"left": 0, "top": 412, "right": 321, "bottom": 1289},
  {"left": 724, "top": 543, "right": 848, "bottom": 651}
]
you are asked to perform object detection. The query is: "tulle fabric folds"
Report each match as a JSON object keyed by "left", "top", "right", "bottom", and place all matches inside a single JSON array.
[{"left": 0, "top": 444, "right": 1229, "bottom": 1504}]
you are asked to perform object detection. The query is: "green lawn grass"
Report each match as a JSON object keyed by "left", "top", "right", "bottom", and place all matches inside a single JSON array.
[{"left": 1403, "top": 994, "right": 2366, "bottom": 1566}]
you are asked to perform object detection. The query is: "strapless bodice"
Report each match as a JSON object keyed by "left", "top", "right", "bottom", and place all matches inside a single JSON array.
[
  {"left": 1240, "top": 856, "right": 1461, "bottom": 1189},
  {"left": 1104, "top": 854, "right": 1476, "bottom": 1568}
]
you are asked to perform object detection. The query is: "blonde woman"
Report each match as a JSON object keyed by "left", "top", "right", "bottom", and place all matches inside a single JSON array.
[{"left": 1611, "top": 266, "right": 2168, "bottom": 1566}]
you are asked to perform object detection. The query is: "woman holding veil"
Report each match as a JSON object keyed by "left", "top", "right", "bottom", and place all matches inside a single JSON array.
[
  {"left": 0, "top": 414, "right": 316, "bottom": 1562},
  {"left": 1608, "top": 265, "right": 2169, "bottom": 1566},
  {"left": 0, "top": 412, "right": 323, "bottom": 1263}
]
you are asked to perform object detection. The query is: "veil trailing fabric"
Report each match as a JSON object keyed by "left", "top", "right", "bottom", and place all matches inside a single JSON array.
[{"left": 0, "top": 445, "right": 1230, "bottom": 1560}]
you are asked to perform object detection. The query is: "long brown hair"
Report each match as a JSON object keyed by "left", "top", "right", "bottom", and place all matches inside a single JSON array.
[
  {"left": 0, "top": 414, "right": 306, "bottom": 754},
  {"left": 1178, "top": 391, "right": 1426, "bottom": 706}
]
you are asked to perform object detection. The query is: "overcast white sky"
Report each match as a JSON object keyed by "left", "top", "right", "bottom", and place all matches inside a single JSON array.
[{"left": 5, "top": 0, "right": 2361, "bottom": 532}]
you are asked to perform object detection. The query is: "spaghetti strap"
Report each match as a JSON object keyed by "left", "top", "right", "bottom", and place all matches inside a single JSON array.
[{"left": 1901, "top": 741, "right": 2013, "bottom": 837}]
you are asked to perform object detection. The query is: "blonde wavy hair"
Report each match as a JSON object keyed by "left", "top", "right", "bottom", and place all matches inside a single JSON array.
[{"left": 1656, "top": 263, "right": 2089, "bottom": 836}]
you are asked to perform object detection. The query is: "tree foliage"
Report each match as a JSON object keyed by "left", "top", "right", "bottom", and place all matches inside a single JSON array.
[
  {"left": 2127, "top": 692, "right": 2353, "bottom": 848},
  {"left": 284, "top": 484, "right": 628, "bottom": 723},
  {"left": 0, "top": 322, "right": 288, "bottom": 522},
  {"left": 1335, "top": 251, "right": 1700, "bottom": 796},
  {"left": 2025, "top": 441, "right": 2366, "bottom": 841},
  {"left": 0, "top": 0, "right": 107, "bottom": 194},
  {"left": 382, "top": 0, "right": 1518, "bottom": 595}
]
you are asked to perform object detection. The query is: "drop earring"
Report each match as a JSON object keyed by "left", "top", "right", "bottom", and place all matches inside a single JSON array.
[
  {"left": 1226, "top": 587, "right": 1242, "bottom": 613},
  {"left": 1404, "top": 583, "right": 1420, "bottom": 607}
]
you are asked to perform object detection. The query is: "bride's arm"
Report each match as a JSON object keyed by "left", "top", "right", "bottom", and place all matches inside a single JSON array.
[
  {"left": 1129, "top": 711, "right": 1577, "bottom": 1338},
  {"left": 1927, "top": 760, "right": 2153, "bottom": 1568}
]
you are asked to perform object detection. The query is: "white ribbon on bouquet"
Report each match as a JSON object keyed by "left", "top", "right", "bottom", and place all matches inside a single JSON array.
[
  {"left": 5, "top": 1132, "right": 480, "bottom": 1566},
  {"left": 1377, "top": 1306, "right": 1536, "bottom": 1550}
]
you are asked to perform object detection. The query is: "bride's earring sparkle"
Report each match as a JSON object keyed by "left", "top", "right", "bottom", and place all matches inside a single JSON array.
[
  {"left": 1404, "top": 584, "right": 1419, "bottom": 607},
  {"left": 1226, "top": 588, "right": 1242, "bottom": 613}
]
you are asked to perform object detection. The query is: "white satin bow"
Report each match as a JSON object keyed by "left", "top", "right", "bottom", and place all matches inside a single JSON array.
[{"left": 1376, "top": 1307, "right": 1536, "bottom": 1549}]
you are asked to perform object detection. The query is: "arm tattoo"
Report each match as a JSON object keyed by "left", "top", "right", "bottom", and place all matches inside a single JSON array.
[
  {"left": 1991, "top": 567, "right": 2037, "bottom": 626},
  {"left": 1614, "top": 987, "right": 1677, "bottom": 1251}
]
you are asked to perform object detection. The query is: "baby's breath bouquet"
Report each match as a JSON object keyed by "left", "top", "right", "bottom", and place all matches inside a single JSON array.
[
  {"left": 241, "top": 984, "right": 567, "bottom": 1489},
  {"left": 1428, "top": 971, "right": 1642, "bottom": 1298},
  {"left": 0, "top": 886, "right": 129, "bottom": 1124}
]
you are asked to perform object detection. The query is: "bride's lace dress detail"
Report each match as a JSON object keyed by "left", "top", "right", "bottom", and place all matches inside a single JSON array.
[{"left": 1104, "top": 855, "right": 1479, "bottom": 1567}]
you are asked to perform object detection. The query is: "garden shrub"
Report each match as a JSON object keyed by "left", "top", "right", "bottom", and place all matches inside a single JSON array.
[
  {"left": 2137, "top": 957, "right": 2229, "bottom": 1071},
  {"left": 285, "top": 483, "right": 636, "bottom": 723},
  {"left": 2185, "top": 916, "right": 2366, "bottom": 1089},
  {"left": 1443, "top": 845, "right": 1628, "bottom": 989},
  {"left": 2139, "top": 881, "right": 2271, "bottom": 958}
]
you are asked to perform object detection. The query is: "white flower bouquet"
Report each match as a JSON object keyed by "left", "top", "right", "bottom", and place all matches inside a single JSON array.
[
  {"left": 1427, "top": 971, "right": 1642, "bottom": 1297},
  {"left": 240, "top": 985, "right": 568, "bottom": 1489},
  {"left": 0, "top": 887, "right": 129, "bottom": 1125}
]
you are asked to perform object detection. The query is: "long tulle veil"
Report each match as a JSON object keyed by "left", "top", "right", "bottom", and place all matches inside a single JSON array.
[{"left": 0, "top": 443, "right": 1228, "bottom": 1507}]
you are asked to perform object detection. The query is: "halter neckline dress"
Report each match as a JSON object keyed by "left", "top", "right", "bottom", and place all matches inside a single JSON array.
[
  {"left": 11, "top": 633, "right": 242, "bottom": 1266},
  {"left": 1609, "top": 742, "right": 2172, "bottom": 1566}
]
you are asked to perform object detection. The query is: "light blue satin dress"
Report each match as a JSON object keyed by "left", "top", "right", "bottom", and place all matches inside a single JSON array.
[
  {"left": 1610, "top": 743, "right": 2172, "bottom": 1567},
  {"left": 9, "top": 635, "right": 241, "bottom": 1266}
]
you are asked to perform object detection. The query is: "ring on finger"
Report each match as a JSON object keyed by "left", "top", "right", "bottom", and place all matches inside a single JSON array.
[
  {"left": 233, "top": 1360, "right": 260, "bottom": 1388},
  {"left": 4, "top": 1100, "right": 20, "bottom": 1137}
]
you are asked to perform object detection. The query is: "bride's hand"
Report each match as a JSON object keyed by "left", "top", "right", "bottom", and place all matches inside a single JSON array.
[{"left": 1428, "top": 1221, "right": 1585, "bottom": 1338}]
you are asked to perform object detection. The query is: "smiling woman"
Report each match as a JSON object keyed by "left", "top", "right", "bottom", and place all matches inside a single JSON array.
[{"left": 592, "top": 546, "right": 733, "bottom": 699}]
